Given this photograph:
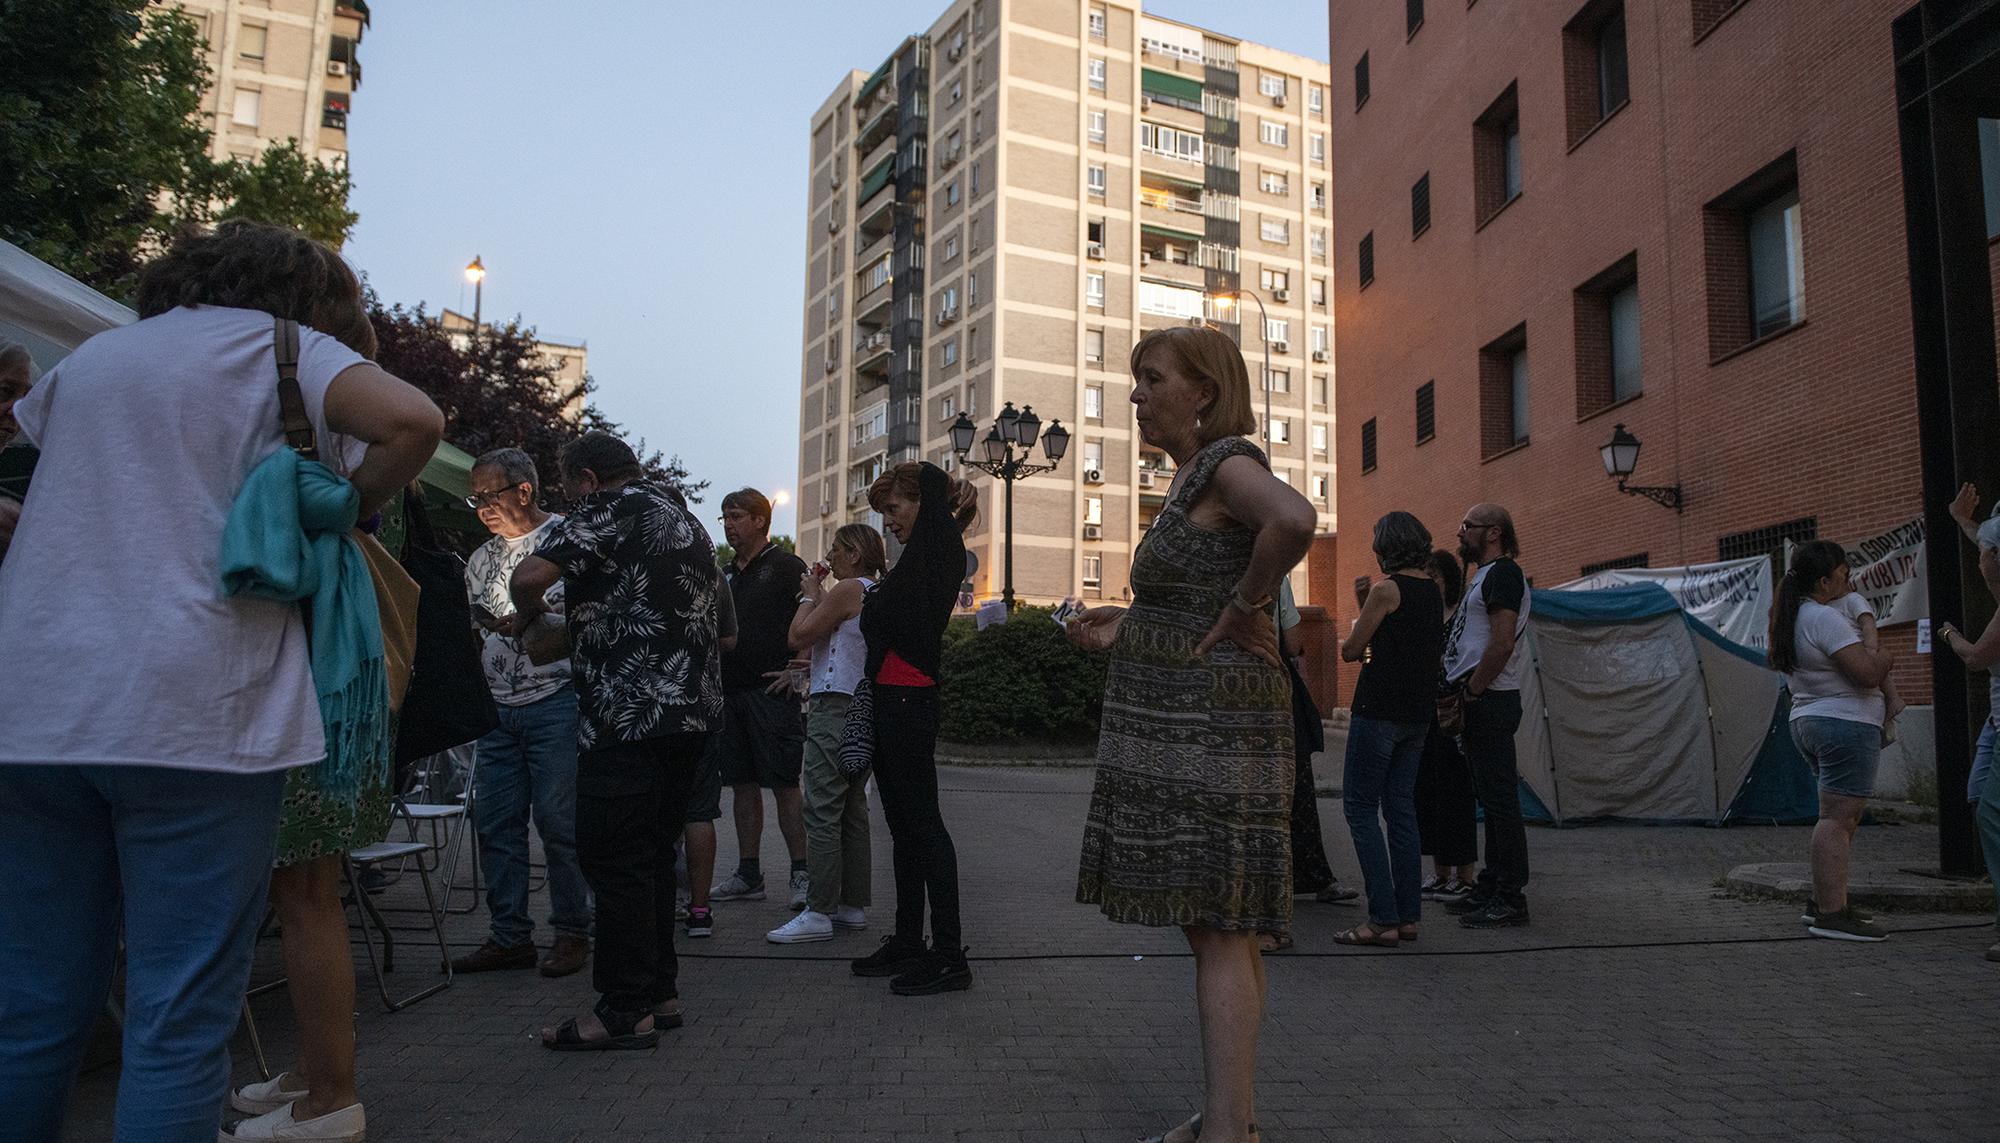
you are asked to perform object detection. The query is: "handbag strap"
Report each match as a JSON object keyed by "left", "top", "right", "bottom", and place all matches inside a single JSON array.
[{"left": 274, "top": 317, "right": 319, "bottom": 460}]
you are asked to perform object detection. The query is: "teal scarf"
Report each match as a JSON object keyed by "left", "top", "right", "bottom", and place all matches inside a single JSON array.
[{"left": 219, "top": 448, "right": 389, "bottom": 802}]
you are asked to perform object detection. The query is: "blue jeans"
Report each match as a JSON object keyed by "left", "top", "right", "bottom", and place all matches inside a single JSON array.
[
  {"left": 1343, "top": 716, "right": 1429, "bottom": 926},
  {"left": 474, "top": 689, "right": 591, "bottom": 946},
  {"left": 0, "top": 763, "right": 286, "bottom": 1143},
  {"left": 1790, "top": 715, "right": 1881, "bottom": 799},
  {"left": 1970, "top": 719, "right": 1994, "bottom": 804}
]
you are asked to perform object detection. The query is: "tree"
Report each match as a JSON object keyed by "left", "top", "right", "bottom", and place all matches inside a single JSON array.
[
  {"left": 0, "top": 0, "right": 357, "bottom": 297},
  {"left": 367, "top": 299, "right": 706, "bottom": 506}
]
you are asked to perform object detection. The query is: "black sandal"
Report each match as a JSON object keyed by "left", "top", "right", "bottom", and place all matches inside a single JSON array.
[{"left": 541, "top": 999, "right": 659, "bottom": 1052}]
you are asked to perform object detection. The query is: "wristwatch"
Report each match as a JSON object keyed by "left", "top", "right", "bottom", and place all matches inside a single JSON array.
[{"left": 1229, "top": 589, "right": 1273, "bottom": 615}]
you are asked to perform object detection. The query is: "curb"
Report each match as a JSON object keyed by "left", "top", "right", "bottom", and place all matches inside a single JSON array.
[{"left": 1724, "top": 861, "right": 1995, "bottom": 914}]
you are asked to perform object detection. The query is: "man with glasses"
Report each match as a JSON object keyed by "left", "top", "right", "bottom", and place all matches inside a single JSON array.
[
  {"left": 706, "top": 489, "right": 813, "bottom": 911},
  {"left": 454, "top": 447, "right": 593, "bottom": 976},
  {"left": 1441, "top": 503, "right": 1534, "bottom": 929}
]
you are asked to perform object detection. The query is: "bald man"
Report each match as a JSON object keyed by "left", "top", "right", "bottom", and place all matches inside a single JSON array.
[{"left": 1440, "top": 503, "right": 1533, "bottom": 929}]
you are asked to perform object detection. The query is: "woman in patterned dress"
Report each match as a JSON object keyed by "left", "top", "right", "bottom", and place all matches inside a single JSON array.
[{"left": 1067, "top": 325, "right": 1318, "bottom": 1143}]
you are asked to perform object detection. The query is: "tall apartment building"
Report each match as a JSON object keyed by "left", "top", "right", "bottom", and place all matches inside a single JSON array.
[
  {"left": 441, "top": 309, "right": 590, "bottom": 422},
  {"left": 163, "top": 0, "right": 370, "bottom": 168},
  {"left": 796, "top": 0, "right": 1334, "bottom": 606},
  {"left": 1326, "top": 0, "right": 2000, "bottom": 704}
]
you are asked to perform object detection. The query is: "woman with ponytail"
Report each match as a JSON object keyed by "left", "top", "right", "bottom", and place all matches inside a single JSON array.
[{"left": 1768, "top": 539, "right": 1894, "bottom": 942}]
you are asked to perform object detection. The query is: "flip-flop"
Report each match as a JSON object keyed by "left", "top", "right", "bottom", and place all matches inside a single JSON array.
[{"left": 1332, "top": 924, "right": 1400, "bottom": 948}]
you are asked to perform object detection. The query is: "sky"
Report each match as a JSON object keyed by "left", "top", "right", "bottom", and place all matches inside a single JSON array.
[{"left": 344, "top": 1, "right": 1330, "bottom": 543}]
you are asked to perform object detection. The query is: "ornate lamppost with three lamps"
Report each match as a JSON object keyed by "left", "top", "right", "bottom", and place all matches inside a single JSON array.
[{"left": 949, "top": 402, "right": 1071, "bottom": 609}]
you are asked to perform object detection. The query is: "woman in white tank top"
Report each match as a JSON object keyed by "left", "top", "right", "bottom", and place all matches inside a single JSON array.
[{"left": 766, "top": 524, "right": 889, "bottom": 943}]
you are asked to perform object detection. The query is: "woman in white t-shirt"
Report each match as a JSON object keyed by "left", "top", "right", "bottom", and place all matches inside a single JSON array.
[
  {"left": 0, "top": 221, "right": 442, "bottom": 1142},
  {"left": 1768, "top": 539, "right": 1895, "bottom": 943}
]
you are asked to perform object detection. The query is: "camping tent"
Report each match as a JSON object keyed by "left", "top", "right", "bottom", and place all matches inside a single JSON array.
[
  {"left": 0, "top": 238, "right": 476, "bottom": 526},
  {"left": 1514, "top": 583, "right": 1817, "bottom": 825}
]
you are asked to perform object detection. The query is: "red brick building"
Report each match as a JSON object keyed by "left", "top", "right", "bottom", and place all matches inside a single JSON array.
[{"left": 1325, "top": 0, "right": 1998, "bottom": 704}]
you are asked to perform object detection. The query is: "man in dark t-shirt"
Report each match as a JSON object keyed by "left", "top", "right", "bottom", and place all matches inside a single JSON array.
[
  {"left": 705, "top": 488, "right": 812, "bottom": 912},
  {"left": 1441, "top": 501, "right": 1533, "bottom": 929}
]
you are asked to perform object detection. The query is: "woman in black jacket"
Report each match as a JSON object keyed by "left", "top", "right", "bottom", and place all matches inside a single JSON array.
[{"left": 849, "top": 460, "right": 979, "bottom": 995}]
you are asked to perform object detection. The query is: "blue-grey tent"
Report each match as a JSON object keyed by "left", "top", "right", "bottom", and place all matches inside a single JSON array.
[{"left": 1514, "top": 583, "right": 1817, "bottom": 825}]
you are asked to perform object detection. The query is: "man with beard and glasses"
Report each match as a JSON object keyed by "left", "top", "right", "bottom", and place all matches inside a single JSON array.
[{"left": 1440, "top": 503, "right": 1533, "bottom": 929}]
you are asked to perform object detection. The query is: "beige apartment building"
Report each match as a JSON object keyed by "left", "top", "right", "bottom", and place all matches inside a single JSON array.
[
  {"left": 442, "top": 309, "right": 590, "bottom": 422},
  {"left": 796, "top": 0, "right": 1334, "bottom": 606},
  {"left": 163, "top": 0, "right": 370, "bottom": 167}
]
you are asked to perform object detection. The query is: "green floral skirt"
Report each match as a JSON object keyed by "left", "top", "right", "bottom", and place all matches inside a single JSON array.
[{"left": 271, "top": 762, "right": 394, "bottom": 869}]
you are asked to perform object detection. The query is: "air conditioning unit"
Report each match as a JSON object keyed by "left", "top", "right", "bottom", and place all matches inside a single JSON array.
[
  {"left": 326, "top": 60, "right": 350, "bottom": 77},
  {"left": 1272, "top": 93, "right": 1287, "bottom": 107},
  {"left": 824, "top": 358, "right": 839, "bottom": 373},
  {"left": 1271, "top": 288, "right": 1290, "bottom": 302},
  {"left": 936, "top": 307, "right": 958, "bottom": 326},
  {"left": 1137, "top": 470, "right": 1157, "bottom": 489},
  {"left": 1140, "top": 94, "right": 1155, "bottom": 109},
  {"left": 1083, "top": 524, "right": 1103, "bottom": 540},
  {"left": 1087, "top": 242, "right": 1105, "bottom": 260},
  {"left": 821, "top": 500, "right": 834, "bottom": 515},
  {"left": 827, "top": 217, "right": 840, "bottom": 233},
  {"left": 1084, "top": 466, "right": 1104, "bottom": 483},
  {"left": 1312, "top": 349, "right": 1329, "bottom": 362},
  {"left": 830, "top": 171, "right": 842, "bottom": 188},
  {"left": 947, "top": 41, "right": 964, "bottom": 61},
  {"left": 1271, "top": 340, "right": 1290, "bottom": 354},
  {"left": 1139, "top": 252, "right": 1154, "bottom": 265}
]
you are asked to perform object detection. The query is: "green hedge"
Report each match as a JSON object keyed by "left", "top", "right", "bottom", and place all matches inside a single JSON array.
[{"left": 937, "top": 606, "right": 1111, "bottom": 745}]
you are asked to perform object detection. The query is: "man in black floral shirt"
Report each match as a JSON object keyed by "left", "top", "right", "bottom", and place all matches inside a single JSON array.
[{"left": 508, "top": 431, "right": 721, "bottom": 1051}]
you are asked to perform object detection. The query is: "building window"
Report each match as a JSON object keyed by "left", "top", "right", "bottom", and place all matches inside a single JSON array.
[
  {"left": 1574, "top": 254, "right": 1641, "bottom": 415},
  {"left": 1310, "top": 133, "right": 1326, "bottom": 164},
  {"left": 1085, "top": 384, "right": 1105, "bottom": 418},
  {"left": 968, "top": 271, "right": 980, "bottom": 307},
  {"left": 1311, "top": 277, "right": 1327, "bottom": 307},
  {"left": 1310, "top": 182, "right": 1327, "bottom": 211},
  {"left": 1086, "top": 327, "right": 1105, "bottom": 364},
  {"left": 1086, "top": 272, "right": 1106, "bottom": 309},
  {"left": 1088, "top": 110, "right": 1108, "bottom": 144},
  {"left": 1089, "top": 57, "right": 1107, "bottom": 91},
  {"left": 1416, "top": 380, "right": 1436, "bottom": 444},
  {"left": 1361, "top": 418, "right": 1378, "bottom": 473},
  {"left": 1703, "top": 152, "right": 1802, "bottom": 357},
  {"left": 1564, "top": 0, "right": 1630, "bottom": 146},
  {"left": 1308, "top": 84, "right": 1324, "bottom": 114},
  {"left": 231, "top": 87, "right": 261, "bottom": 127},
  {"left": 1580, "top": 552, "right": 1649, "bottom": 576},
  {"left": 1260, "top": 217, "right": 1290, "bottom": 244},
  {"left": 1310, "top": 325, "right": 1329, "bottom": 356},
  {"left": 1479, "top": 324, "right": 1529, "bottom": 457},
  {"left": 1314, "top": 374, "right": 1329, "bottom": 407},
  {"left": 944, "top": 233, "right": 960, "bottom": 261},
  {"left": 1267, "top": 418, "right": 1290, "bottom": 444},
  {"left": 1311, "top": 474, "right": 1329, "bottom": 500},
  {"left": 1407, "top": 0, "right": 1425, "bottom": 38},
  {"left": 1089, "top": 6, "right": 1107, "bottom": 38},
  {"left": 1083, "top": 554, "right": 1103, "bottom": 589},
  {"left": 1260, "top": 168, "right": 1289, "bottom": 195},
  {"left": 1260, "top": 120, "right": 1289, "bottom": 148},
  {"left": 970, "top": 159, "right": 982, "bottom": 195},
  {"left": 1718, "top": 517, "right": 1817, "bottom": 562},
  {"left": 238, "top": 23, "right": 267, "bottom": 60},
  {"left": 943, "top": 339, "right": 958, "bottom": 366},
  {"left": 1260, "top": 74, "right": 1286, "bottom": 99},
  {"left": 1087, "top": 164, "right": 1107, "bottom": 198},
  {"left": 1260, "top": 267, "right": 1290, "bottom": 292},
  {"left": 1310, "top": 228, "right": 1328, "bottom": 259},
  {"left": 1311, "top": 423, "right": 1328, "bottom": 453},
  {"left": 1355, "top": 51, "right": 1371, "bottom": 110},
  {"left": 1264, "top": 317, "right": 1290, "bottom": 344},
  {"left": 1473, "top": 82, "right": 1522, "bottom": 223},
  {"left": 1140, "top": 280, "right": 1206, "bottom": 319},
  {"left": 1411, "top": 172, "right": 1431, "bottom": 238},
  {"left": 1358, "top": 231, "right": 1375, "bottom": 288},
  {"left": 1265, "top": 367, "right": 1291, "bottom": 393},
  {"left": 946, "top": 180, "right": 962, "bottom": 207},
  {"left": 941, "top": 395, "right": 956, "bottom": 421},
  {"left": 1141, "top": 123, "right": 1204, "bottom": 162}
]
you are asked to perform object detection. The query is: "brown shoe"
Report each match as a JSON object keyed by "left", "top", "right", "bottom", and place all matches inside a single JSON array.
[
  {"left": 540, "top": 935, "right": 590, "bottom": 978},
  {"left": 451, "top": 939, "right": 537, "bottom": 973}
]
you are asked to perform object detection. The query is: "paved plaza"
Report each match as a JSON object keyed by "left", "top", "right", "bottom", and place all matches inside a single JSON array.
[{"left": 65, "top": 760, "right": 1999, "bottom": 1142}]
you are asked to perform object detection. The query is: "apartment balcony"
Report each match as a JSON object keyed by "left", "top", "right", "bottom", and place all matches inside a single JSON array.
[
  {"left": 854, "top": 230, "right": 893, "bottom": 274},
  {"left": 854, "top": 343, "right": 891, "bottom": 393},
  {"left": 858, "top": 152, "right": 896, "bottom": 206},
  {"left": 1136, "top": 452, "right": 1176, "bottom": 502},
  {"left": 854, "top": 283, "right": 894, "bottom": 329},
  {"left": 1139, "top": 227, "right": 1204, "bottom": 289},
  {"left": 853, "top": 328, "right": 893, "bottom": 365},
  {"left": 856, "top": 98, "right": 899, "bottom": 155},
  {"left": 1139, "top": 179, "right": 1205, "bottom": 231}
]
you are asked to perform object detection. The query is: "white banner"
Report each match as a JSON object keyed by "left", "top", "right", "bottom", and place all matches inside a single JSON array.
[
  {"left": 1845, "top": 518, "right": 1927, "bottom": 627},
  {"left": 1559, "top": 556, "right": 1776, "bottom": 650}
]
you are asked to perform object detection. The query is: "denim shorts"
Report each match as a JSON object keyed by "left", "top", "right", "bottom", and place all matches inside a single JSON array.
[{"left": 1790, "top": 715, "right": 1881, "bottom": 799}]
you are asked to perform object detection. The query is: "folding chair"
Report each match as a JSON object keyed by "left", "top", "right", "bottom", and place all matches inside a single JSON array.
[{"left": 343, "top": 800, "right": 454, "bottom": 1012}]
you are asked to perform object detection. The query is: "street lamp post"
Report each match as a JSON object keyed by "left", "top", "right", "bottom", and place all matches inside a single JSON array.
[
  {"left": 1597, "top": 423, "right": 1684, "bottom": 512},
  {"left": 950, "top": 404, "right": 1071, "bottom": 609},
  {"left": 464, "top": 255, "right": 486, "bottom": 333},
  {"left": 1214, "top": 288, "right": 1273, "bottom": 450}
]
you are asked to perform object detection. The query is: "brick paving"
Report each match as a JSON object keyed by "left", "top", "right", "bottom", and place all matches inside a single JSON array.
[{"left": 64, "top": 761, "right": 1999, "bottom": 1142}]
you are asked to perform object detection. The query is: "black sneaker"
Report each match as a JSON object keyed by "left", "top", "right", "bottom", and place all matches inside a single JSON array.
[
  {"left": 1444, "top": 890, "right": 1495, "bottom": 916},
  {"left": 889, "top": 948, "right": 973, "bottom": 996},
  {"left": 850, "top": 935, "right": 928, "bottom": 978},
  {"left": 1459, "top": 900, "right": 1530, "bottom": 929},
  {"left": 684, "top": 906, "right": 713, "bottom": 939}
]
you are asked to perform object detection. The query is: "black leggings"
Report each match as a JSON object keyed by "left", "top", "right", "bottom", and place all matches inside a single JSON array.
[
  {"left": 871, "top": 685, "right": 962, "bottom": 951},
  {"left": 1415, "top": 719, "right": 1479, "bottom": 868}
]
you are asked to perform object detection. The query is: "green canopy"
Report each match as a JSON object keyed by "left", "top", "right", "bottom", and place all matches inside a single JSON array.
[{"left": 1142, "top": 68, "right": 1203, "bottom": 108}]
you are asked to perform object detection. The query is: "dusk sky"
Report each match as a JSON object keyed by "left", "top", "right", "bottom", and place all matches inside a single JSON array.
[{"left": 344, "top": 2, "right": 1330, "bottom": 543}]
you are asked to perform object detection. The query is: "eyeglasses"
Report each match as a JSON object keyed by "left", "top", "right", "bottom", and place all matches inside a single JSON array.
[
  {"left": 1459, "top": 520, "right": 1497, "bottom": 533},
  {"left": 465, "top": 483, "right": 528, "bottom": 510}
]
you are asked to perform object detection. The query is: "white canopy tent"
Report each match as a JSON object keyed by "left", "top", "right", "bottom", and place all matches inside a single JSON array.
[{"left": 0, "top": 239, "right": 137, "bottom": 371}]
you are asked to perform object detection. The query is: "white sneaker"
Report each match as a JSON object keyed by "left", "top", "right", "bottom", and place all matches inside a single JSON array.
[
  {"left": 230, "top": 1072, "right": 311, "bottom": 1115},
  {"left": 709, "top": 873, "right": 765, "bottom": 901},
  {"left": 222, "top": 1100, "right": 365, "bottom": 1142},
  {"left": 767, "top": 910, "right": 835, "bottom": 944},
  {"left": 833, "top": 905, "right": 867, "bottom": 930},
  {"left": 788, "top": 869, "right": 811, "bottom": 911}
]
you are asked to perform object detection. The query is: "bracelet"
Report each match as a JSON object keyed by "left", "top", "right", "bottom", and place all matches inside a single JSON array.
[{"left": 1229, "top": 589, "right": 1273, "bottom": 615}]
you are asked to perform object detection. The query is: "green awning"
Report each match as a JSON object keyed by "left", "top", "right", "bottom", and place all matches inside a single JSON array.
[
  {"left": 1141, "top": 222, "right": 1203, "bottom": 242},
  {"left": 859, "top": 153, "right": 896, "bottom": 202},
  {"left": 855, "top": 60, "right": 893, "bottom": 108},
  {"left": 1142, "top": 68, "right": 1203, "bottom": 105}
]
